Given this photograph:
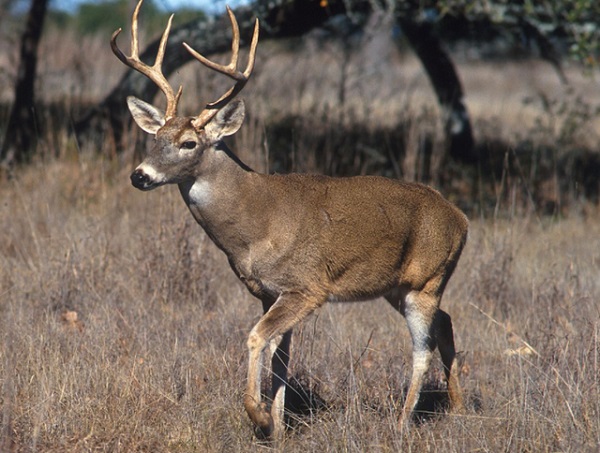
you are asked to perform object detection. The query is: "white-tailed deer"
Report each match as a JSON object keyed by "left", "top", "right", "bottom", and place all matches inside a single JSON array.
[{"left": 112, "top": 0, "right": 468, "bottom": 439}]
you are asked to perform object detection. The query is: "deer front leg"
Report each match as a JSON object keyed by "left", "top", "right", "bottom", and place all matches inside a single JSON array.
[
  {"left": 244, "top": 292, "right": 322, "bottom": 439},
  {"left": 245, "top": 332, "right": 273, "bottom": 438},
  {"left": 270, "top": 330, "right": 292, "bottom": 439}
]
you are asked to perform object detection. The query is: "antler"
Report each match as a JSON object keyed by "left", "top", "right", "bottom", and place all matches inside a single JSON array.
[
  {"left": 184, "top": 6, "right": 260, "bottom": 130},
  {"left": 111, "top": 0, "right": 182, "bottom": 120}
]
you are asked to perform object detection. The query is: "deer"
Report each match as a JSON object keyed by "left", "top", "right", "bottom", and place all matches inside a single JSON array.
[{"left": 112, "top": 0, "right": 468, "bottom": 440}]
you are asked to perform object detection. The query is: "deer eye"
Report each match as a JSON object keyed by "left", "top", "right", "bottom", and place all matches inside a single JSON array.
[{"left": 181, "top": 141, "right": 197, "bottom": 150}]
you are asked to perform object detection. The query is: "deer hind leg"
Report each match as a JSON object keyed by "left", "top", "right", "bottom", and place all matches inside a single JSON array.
[
  {"left": 435, "top": 309, "right": 464, "bottom": 412},
  {"left": 386, "top": 288, "right": 464, "bottom": 424},
  {"left": 245, "top": 292, "right": 323, "bottom": 439},
  {"left": 400, "top": 290, "right": 438, "bottom": 424}
]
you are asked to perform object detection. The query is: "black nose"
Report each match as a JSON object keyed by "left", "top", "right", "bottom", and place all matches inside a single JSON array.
[{"left": 130, "top": 169, "right": 150, "bottom": 189}]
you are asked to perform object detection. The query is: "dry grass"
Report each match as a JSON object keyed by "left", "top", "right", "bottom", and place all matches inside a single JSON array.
[
  {"left": 1, "top": 19, "right": 600, "bottom": 452},
  {"left": 1, "top": 150, "right": 599, "bottom": 452}
]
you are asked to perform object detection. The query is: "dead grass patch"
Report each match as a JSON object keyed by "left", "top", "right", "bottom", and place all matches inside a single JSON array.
[{"left": 1, "top": 156, "right": 598, "bottom": 451}]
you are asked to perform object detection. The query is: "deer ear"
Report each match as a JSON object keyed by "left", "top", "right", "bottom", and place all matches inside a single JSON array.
[
  {"left": 127, "top": 96, "right": 166, "bottom": 135},
  {"left": 204, "top": 100, "right": 245, "bottom": 141}
]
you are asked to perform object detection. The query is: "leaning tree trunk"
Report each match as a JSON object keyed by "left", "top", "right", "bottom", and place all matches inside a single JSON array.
[
  {"left": 395, "top": 15, "right": 477, "bottom": 165},
  {"left": 1, "top": 0, "right": 49, "bottom": 168}
]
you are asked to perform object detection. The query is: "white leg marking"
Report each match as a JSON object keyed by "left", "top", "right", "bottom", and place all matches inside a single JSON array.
[
  {"left": 402, "top": 291, "right": 435, "bottom": 417},
  {"left": 404, "top": 291, "right": 433, "bottom": 359}
]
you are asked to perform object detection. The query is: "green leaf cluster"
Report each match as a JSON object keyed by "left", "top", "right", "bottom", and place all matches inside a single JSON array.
[
  {"left": 46, "top": 0, "right": 205, "bottom": 36},
  {"left": 406, "top": 0, "right": 600, "bottom": 66}
]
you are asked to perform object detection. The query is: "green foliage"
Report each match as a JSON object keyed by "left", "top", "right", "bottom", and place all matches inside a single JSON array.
[
  {"left": 545, "top": 0, "right": 600, "bottom": 66},
  {"left": 45, "top": 0, "right": 206, "bottom": 37},
  {"left": 413, "top": 0, "right": 600, "bottom": 66},
  {"left": 76, "top": 0, "right": 130, "bottom": 34},
  {"left": 73, "top": 0, "right": 128, "bottom": 35}
]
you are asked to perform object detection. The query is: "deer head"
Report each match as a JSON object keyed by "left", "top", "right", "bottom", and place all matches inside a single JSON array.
[{"left": 111, "top": 0, "right": 259, "bottom": 190}]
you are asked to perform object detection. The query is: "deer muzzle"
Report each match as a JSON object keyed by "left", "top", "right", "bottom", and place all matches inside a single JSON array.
[{"left": 130, "top": 169, "right": 152, "bottom": 190}]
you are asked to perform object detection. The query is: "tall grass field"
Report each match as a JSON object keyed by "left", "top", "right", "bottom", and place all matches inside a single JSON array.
[{"left": 1, "top": 16, "right": 600, "bottom": 451}]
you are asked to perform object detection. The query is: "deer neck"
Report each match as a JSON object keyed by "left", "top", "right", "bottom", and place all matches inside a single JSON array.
[{"left": 177, "top": 142, "right": 268, "bottom": 257}]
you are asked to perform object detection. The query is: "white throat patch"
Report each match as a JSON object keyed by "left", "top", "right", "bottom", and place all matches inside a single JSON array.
[{"left": 188, "top": 179, "right": 212, "bottom": 206}]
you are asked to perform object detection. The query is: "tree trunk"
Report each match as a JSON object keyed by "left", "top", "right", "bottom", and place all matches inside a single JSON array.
[
  {"left": 1, "top": 0, "right": 49, "bottom": 168},
  {"left": 396, "top": 16, "right": 477, "bottom": 164}
]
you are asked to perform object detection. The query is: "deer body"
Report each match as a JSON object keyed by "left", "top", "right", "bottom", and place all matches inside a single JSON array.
[
  {"left": 179, "top": 160, "right": 466, "bottom": 305},
  {"left": 113, "top": 0, "right": 467, "bottom": 440}
]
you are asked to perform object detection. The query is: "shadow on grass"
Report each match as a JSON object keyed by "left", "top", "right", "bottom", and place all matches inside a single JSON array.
[
  {"left": 284, "top": 375, "right": 329, "bottom": 428},
  {"left": 412, "top": 381, "right": 483, "bottom": 424},
  {"left": 411, "top": 382, "right": 451, "bottom": 424},
  {"left": 281, "top": 375, "right": 482, "bottom": 431}
]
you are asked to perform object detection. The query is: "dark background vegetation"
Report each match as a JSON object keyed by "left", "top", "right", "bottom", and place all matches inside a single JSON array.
[{"left": 0, "top": 0, "right": 599, "bottom": 451}]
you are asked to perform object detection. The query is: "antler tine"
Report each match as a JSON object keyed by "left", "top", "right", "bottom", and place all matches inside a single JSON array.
[
  {"left": 111, "top": 0, "right": 182, "bottom": 120},
  {"left": 185, "top": 7, "right": 241, "bottom": 78},
  {"left": 185, "top": 7, "right": 260, "bottom": 129}
]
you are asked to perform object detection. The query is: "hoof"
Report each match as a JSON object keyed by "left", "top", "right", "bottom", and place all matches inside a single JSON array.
[
  {"left": 253, "top": 414, "right": 274, "bottom": 440},
  {"left": 254, "top": 423, "right": 273, "bottom": 441},
  {"left": 245, "top": 399, "right": 274, "bottom": 439}
]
